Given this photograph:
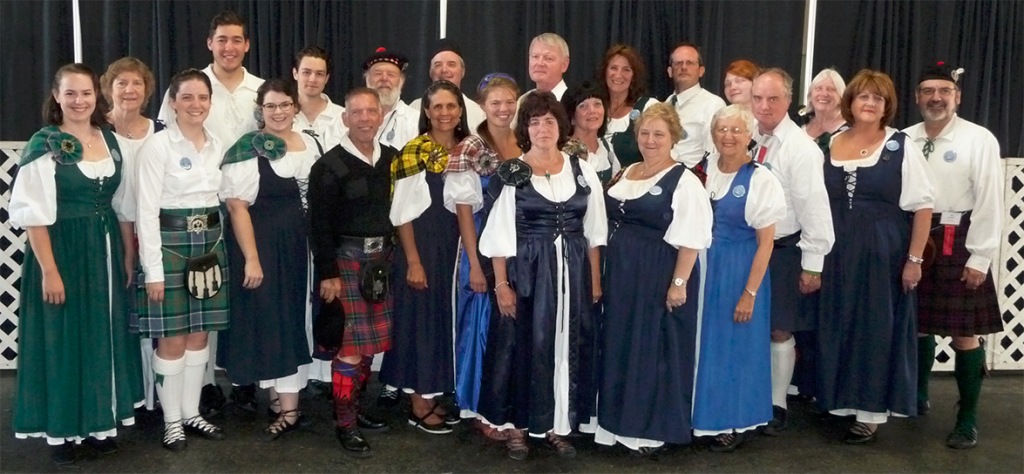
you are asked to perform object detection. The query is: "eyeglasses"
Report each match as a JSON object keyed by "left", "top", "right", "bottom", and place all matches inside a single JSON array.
[
  {"left": 714, "top": 126, "right": 747, "bottom": 135},
  {"left": 670, "top": 59, "right": 700, "bottom": 68},
  {"left": 261, "top": 102, "right": 294, "bottom": 112},
  {"left": 918, "top": 87, "right": 956, "bottom": 97}
]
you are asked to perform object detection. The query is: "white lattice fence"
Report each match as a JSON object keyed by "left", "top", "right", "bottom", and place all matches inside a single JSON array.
[{"left": 1, "top": 142, "right": 26, "bottom": 369}]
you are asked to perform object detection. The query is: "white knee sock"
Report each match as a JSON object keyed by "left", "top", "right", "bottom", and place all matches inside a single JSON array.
[
  {"left": 141, "top": 338, "right": 156, "bottom": 410},
  {"left": 152, "top": 354, "right": 186, "bottom": 423},
  {"left": 181, "top": 346, "right": 210, "bottom": 419},
  {"left": 203, "top": 332, "right": 218, "bottom": 386},
  {"left": 770, "top": 337, "right": 797, "bottom": 410}
]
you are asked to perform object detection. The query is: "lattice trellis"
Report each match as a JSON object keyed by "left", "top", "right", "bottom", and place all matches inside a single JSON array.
[{"left": 1, "top": 142, "right": 26, "bottom": 369}]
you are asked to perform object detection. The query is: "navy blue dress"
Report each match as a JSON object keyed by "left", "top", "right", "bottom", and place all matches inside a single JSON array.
[
  {"left": 816, "top": 132, "right": 918, "bottom": 417},
  {"left": 598, "top": 165, "right": 701, "bottom": 444}
]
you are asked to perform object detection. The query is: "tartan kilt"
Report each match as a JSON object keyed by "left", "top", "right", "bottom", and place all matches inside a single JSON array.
[
  {"left": 136, "top": 207, "right": 230, "bottom": 338},
  {"left": 917, "top": 212, "right": 1003, "bottom": 337},
  {"left": 313, "top": 257, "right": 393, "bottom": 358}
]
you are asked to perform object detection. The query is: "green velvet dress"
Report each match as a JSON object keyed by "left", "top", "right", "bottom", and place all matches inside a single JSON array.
[{"left": 12, "top": 127, "right": 143, "bottom": 442}]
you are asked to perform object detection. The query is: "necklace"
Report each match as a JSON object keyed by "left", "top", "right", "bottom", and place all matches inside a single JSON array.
[
  {"left": 63, "top": 127, "right": 96, "bottom": 148},
  {"left": 640, "top": 159, "right": 673, "bottom": 178}
]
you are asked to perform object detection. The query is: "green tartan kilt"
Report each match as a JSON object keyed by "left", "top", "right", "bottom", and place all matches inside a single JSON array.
[{"left": 136, "top": 207, "right": 230, "bottom": 338}]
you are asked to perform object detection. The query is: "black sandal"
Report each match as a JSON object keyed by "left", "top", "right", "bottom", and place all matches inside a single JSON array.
[
  {"left": 546, "top": 432, "right": 577, "bottom": 458},
  {"left": 183, "top": 415, "right": 226, "bottom": 440},
  {"left": 257, "top": 409, "right": 303, "bottom": 442},
  {"left": 710, "top": 431, "right": 743, "bottom": 452},
  {"left": 843, "top": 422, "right": 877, "bottom": 444},
  {"left": 266, "top": 398, "right": 281, "bottom": 420},
  {"left": 407, "top": 404, "right": 453, "bottom": 435}
]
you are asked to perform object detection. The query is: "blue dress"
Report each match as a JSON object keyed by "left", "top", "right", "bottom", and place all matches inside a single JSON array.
[{"left": 692, "top": 162, "right": 773, "bottom": 434}]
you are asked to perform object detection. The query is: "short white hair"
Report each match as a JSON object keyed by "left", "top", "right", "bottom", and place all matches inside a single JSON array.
[
  {"left": 807, "top": 68, "right": 846, "bottom": 104},
  {"left": 711, "top": 104, "right": 756, "bottom": 136},
  {"left": 531, "top": 33, "right": 569, "bottom": 59}
]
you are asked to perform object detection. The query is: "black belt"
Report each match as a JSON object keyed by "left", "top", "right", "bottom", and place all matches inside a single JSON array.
[
  {"left": 159, "top": 212, "right": 220, "bottom": 232},
  {"left": 336, "top": 235, "right": 394, "bottom": 255}
]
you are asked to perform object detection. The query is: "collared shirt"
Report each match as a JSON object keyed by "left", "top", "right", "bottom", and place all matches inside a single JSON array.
[
  {"left": 665, "top": 84, "right": 726, "bottom": 167},
  {"left": 409, "top": 93, "right": 486, "bottom": 133},
  {"left": 753, "top": 114, "right": 836, "bottom": 272},
  {"left": 904, "top": 114, "right": 1004, "bottom": 272},
  {"left": 513, "top": 80, "right": 569, "bottom": 129},
  {"left": 376, "top": 100, "right": 420, "bottom": 151},
  {"left": 293, "top": 93, "right": 346, "bottom": 150},
  {"left": 135, "top": 122, "right": 224, "bottom": 282},
  {"left": 340, "top": 134, "right": 382, "bottom": 167},
  {"left": 157, "top": 65, "right": 264, "bottom": 149}
]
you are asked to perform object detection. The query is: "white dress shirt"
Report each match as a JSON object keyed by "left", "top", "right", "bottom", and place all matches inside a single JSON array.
[
  {"left": 665, "top": 85, "right": 726, "bottom": 167},
  {"left": 376, "top": 100, "right": 420, "bottom": 151},
  {"left": 158, "top": 65, "right": 264, "bottom": 149},
  {"left": 410, "top": 93, "right": 486, "bottom": 133},
  {"left": 904, "top": 115, "right": 1002, "bottom": 273},
  {"left": 512, "top": 80, "right": 569, "bottom": 129},
  {"left": 293, "top": 94, "right": 346, "bottom": 151},
  {"left": 753, "top": 115, "right": 836, "bottom": 272},
  {"left": 135, "top": 122, "right": 225, "bottom": 282}
]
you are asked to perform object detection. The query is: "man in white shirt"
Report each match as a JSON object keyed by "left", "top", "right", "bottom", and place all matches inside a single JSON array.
[
  {"left": 292, "top": 46, "right": 346, "bottom": 151},
  {"left": 363, "top": 48, "right": 419, "bottom": 151},
  {"left": 408, "top": 41, "right": 486, "bottom": 132},
  {"left": 905, "top": 63, "right": 1004, "bottom": 450},
  {"left": 522, "top": 33, "right": 570, "bottom": 100},
  {"left": 664, "top": 42, "right": 726, "bottom": 167},
  {"left": 157, "top": 10, "right": 265, "bottom": 418},
  {"left": 750, "top": 68, "right": 835, "bottom": 435}
]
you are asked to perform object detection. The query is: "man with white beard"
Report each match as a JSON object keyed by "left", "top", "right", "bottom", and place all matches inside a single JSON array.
[{"left": 363, "top": 48, "right": 419, "bottom": 151}]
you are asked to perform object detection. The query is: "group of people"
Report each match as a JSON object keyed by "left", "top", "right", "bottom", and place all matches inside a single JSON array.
[{"left": 9, "top": 10, "right": 1005, "bottom": 466}]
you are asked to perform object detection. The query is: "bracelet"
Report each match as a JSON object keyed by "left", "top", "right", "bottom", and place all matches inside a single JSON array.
[
  {"left": 744, "top": 288, "right": 757, "bottom": 297},
  {"left": 495, "top": 281, "right": 511, "bottom": 290},
  {"left": 907, "top": 254, "right": 924, "bottom": 264}
]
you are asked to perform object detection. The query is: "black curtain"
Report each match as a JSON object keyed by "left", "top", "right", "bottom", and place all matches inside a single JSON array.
[
  {"left": 0, "top": 0, "right": 74, "bottom": 141},
  {"left": 814, "top": 0, "right": 1024, "bottom": 157},
  {"left": 446, "top": 0, "right": 806, "bottom": 106}
]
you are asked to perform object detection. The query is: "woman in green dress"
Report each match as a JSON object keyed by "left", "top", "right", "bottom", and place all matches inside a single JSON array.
[{"left": 9, "top": 63, "right": 143, "bottom": 465}]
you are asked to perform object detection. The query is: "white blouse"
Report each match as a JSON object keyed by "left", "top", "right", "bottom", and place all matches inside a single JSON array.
[
  {"left": 390, "top": 171, "right": 431, "bottom": 227},
  {"left": 606, "top": 164, "right": 713, "bottom": 250},
  {"left": 603, "top": 98, "right": 658, "bottom": 140},
  {"left": 10, "top": 134, "right": 136, "bottom": 228},
  {"left": 829, "top": 128, "right": 935, "bottom": 212},
  {"left": 443, "top": 171, "right": 484, "bottom": 214},
  {"left": 116, "top": 119, "right": 156, "bottom": 159},
  {"left": 220, "top": 133, "right": 320, "bottom": 205},
  {"left": 704, "top": 155, "right": 789, "bottom": 230},
  {"left": 587, "top": 140, "right": 620, "bottom": 177},
  {"left": 480, "top": 154, "right": 608, "bottom": 258},
  {"left": 136, "top": 123, "right": 224, "bottom": 282}
]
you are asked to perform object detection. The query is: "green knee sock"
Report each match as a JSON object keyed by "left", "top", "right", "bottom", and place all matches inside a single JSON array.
[
  {"left": 917, "top": 336, "right": 937, "bottom": 405},
  {"left": 953, "top": 345, "right": 985, "bottom": 429}
]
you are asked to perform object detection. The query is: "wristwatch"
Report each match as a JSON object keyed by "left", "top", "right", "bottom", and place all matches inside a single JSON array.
[{"left": 673, "top": 278, "right": 686, "bottom": 287}]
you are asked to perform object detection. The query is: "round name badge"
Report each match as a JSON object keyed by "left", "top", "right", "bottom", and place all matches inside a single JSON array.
[
  {"left": 885, "top": 140, "right": 900, "bottom": 152},
  {"left": 732, "top": 184, "right": 746, "bottom": 198},
  {"left": 386, "top": 129, "right": 396, "bottom": 141},
  {"left": 649, "top": 185, "right": 663, "bottom": 196},
  {"left": 179, "top": 157, "right": 192, "bottom": 170},
  {"left": 111, "top": 149, "right": 121, "bottom": 162},
  {"left": 577, "top": 175, "right": 589, "bottom": 188},
  {"left": 943, "top": 150, "right": 957, "bottom": 162},
  {"left": 681, "top": 128, "right": 689, "bottom": 140},
  {"left": 629, "top": 109, "right": 640, "bottom": 121}
]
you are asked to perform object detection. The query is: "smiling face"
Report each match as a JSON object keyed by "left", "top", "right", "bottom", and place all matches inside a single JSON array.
[
  {"left": 527, "top": 112, "right": 560, "bottom": 150},
  {"left": 259, "top": 90, "right": 297, "bottom": 134},
  {"left": 605, "top": 54, "right": 634, "bottom": 96},
  {"left": 636, "top": 117, "right": 674, "bottom": 161},
  {"left": 751, "top": 73, "right": 792, "bottom": 133},
  {"left": 667, "top": 45, "right": 704, "bottom": 93},
  {"left": 528, "top": 41, "right": 569, "bottom": 90},
  {"left": 723, "top": 73, "right": 753, "bottom": 106},
  {"left": 429, "top": 51, "right": 465, "bottom": 88},
  {"left": 170, "top": 79, "right": 212, "bottom": 128},
  {"left": 207, "top": 25, "right": 249, "bottom": 73},
  {"left": 425, "top": 89, "right": 462, "bottom": 134},
  {"left": 850, "top": 88, "right": 886, "bottom": 126},
  {"left": 810, "top": 77, "right": 841, "bottom": 116},
  {"left": 482, "top": 87, "right": 517, "bottom": 129},
  {"left": 366, "top": 62, "right": 404, "bottom": 108},
  {"left": 343, "top": 92, "right": 383, "bottom": 145},
  {"left": 711, "top": 116, "right": 753, "bottom": 159},
  {"left": 54, "top": 72, "right": 98, "bottom": 124},
  {"left": 572, "top": 97, "right": 605, "bottom": 135},
  {"left": 293, "top": 56, "right": 329, "bottom": 98},
  {"left": 110, "top": 70, "right": 146, "bottom": 113},
  {"left": 916, "top": 78, "right": 960, "bottom": 123}
]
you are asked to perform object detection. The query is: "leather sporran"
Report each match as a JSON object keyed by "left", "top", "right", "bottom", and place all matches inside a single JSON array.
[
  {"left": 359, "top": 259, "right": 391, "bottom": 304},
  {"left": 186, "top": 251, "right": 223, "bottom": 300}
]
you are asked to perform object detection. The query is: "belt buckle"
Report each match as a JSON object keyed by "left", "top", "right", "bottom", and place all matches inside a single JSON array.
[
  {"left": 186, "top": 214, "right": 208, "bottom": 233},
  {"left": 363, "top": 237, "right": 384, "bottom": 254}
]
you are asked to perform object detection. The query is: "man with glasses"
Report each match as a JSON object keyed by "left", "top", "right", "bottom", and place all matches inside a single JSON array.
[
  {"left": 363, "top": 48, "right": 419, "bottom": 151},
  {"left": 905, "top": 62, "right": 1003, "bottom": 450},
  {"left": 665, "top": 41, "right": 725, "bottom": 166},
  {"left": 750, "top": 68, "right": 835, "bottom": 436}
]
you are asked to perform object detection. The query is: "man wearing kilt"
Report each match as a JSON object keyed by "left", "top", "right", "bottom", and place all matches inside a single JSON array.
[
  {"left": 905, "top": 63, "right": 1004, "bottom": 450},
  {"left": 308, "top": 87, "right": 397, "bottom": 457}
]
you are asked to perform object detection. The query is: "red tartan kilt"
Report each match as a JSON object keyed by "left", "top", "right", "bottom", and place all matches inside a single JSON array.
[
  {"left": 314, "top": 258, "right": 393, "bottom": 358},
  {"left": 917, "top": 215, "right": 1003, "bottom": 337}
]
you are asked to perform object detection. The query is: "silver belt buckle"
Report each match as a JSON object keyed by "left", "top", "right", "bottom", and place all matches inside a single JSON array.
[
  {"left": 363, "top": 237, "right": 384, "bottom": 253},
  {"left": 186, "top": 215, "right": 209, "bottom": 233}
]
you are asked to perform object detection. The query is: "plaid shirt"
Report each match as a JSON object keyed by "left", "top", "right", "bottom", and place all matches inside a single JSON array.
[
  {"left": 446, "top": 135, "right": 500, "bottom": 177},
  {"left": 391, "top": 135, "right": 450, "bottom": 190}
]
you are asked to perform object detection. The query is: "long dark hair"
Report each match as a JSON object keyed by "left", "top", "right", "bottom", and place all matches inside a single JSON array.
[
  {"left": 43, "top": 63, "right": 110, "bottom": 127},
  {"left": 417, "top": 80, "right": 470, "bottom": 141},
  {"left": 598, "top": 44, "right": 647, "bottom": 106}
]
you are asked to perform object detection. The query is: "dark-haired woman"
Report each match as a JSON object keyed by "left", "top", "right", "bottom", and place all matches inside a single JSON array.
[
  {"left": 444, "top": 76, "right": 520, "bottom": 437},
  {"left": 136, "top": 69, "right": 229, "bottom": 451},
  {"left": 475, "top": 91, "right": 607, "bottom": 460},
  {"left": 600, "top": 44, "right": 657, "bottom": 168},
  {"left": 562, "top": 81, "right": 619, "bottom": 183},
  {"left": 10, "top": 63, "right": 143, "bottom": 465},
  {"left": 380, "top": 80, "right": 466, "bottom": 434},
  {"left": 218, "top": 79, "right": 320, "bottom": 441}
]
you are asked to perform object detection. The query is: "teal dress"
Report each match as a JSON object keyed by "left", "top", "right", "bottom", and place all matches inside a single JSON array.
[{"left": 12, "top": 127, "right": 143, "bottom": 442}]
